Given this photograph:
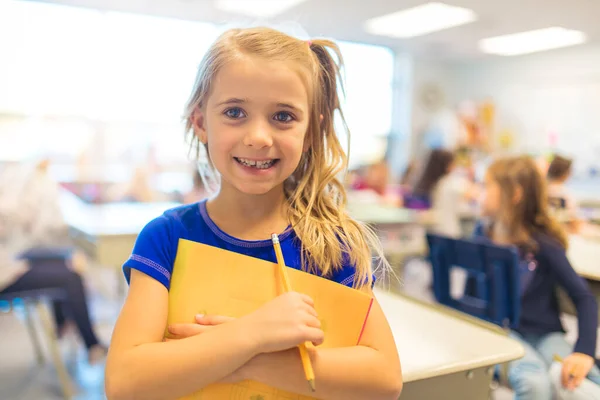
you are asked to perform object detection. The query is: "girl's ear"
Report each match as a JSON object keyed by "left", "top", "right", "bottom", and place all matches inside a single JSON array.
[{"left": 191, "top": 107, "right": 207, "bottom": 144}]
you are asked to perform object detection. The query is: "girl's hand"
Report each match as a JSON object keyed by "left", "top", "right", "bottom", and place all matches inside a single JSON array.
[
  {"left": 166, "top": 314, "right": 246, "bottom": 384},
  {"left": 242, "top": 292, "right": 324, "bottom": 354},
  {"left": 561, "top": 353, "right": 595, "bottom": 390},
  {"left": 167, "top": 315, "right": 234, "bottom": 340}
]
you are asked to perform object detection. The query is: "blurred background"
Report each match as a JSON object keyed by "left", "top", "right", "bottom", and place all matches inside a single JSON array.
[{"left": 1, "top": 0, "right": 600, "bottom": 399}]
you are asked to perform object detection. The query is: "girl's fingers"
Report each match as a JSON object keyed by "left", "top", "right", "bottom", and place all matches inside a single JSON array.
[
  {"left": 195, "top": 314, "right": 235, "bottom": 325},
  {"left": 168, "top": 323, "right": 207, "bottom": 338},
  {"left": 303, "top": 327, "right": 324, "bottom": 346},
  {"left": 301, "top": 303, "right": 319, "bottom": 319}
]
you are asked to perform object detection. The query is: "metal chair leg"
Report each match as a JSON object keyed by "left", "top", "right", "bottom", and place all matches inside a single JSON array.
[
  {"left": 23, "top": 300, "right": 45, "bottom": 366},
  {"left": 36, "top": 302, "right": 75, "bottom": 400}
]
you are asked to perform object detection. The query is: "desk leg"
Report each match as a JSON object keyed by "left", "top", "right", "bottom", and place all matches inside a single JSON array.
[{"left": 401, "top": 366, "right": 493, "bottom": 400}]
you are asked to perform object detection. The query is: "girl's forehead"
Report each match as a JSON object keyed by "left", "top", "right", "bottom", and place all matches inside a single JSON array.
[{"left": 209, "top": 57, "right": 310, "bottom": 107}]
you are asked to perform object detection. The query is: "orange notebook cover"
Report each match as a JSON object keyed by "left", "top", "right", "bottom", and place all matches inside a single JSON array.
[{"left": 167, "top": 239, "right": 373, "bottom": 400}]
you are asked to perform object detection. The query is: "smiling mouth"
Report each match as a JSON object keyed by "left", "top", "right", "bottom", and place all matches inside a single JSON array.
[{"left": 234, "top": 157, "right": 280, "bottom": 169}]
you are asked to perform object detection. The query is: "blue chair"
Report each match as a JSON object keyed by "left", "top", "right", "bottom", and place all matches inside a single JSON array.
[
  {"left": 426, "top": 233, "right": 521, "bottom": 329},
  {"left": 0, "top": 288, "right": 74, "bottom": 399}
]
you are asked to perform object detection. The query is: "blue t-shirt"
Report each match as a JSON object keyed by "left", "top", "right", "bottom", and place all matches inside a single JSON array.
[{"left": 123, "top": 200, "right": 361, "bottom": 290}]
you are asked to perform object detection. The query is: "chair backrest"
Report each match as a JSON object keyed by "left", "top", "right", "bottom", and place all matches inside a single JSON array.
[{"left": 427, "top": 233, "right": 521, "bottom": 328}]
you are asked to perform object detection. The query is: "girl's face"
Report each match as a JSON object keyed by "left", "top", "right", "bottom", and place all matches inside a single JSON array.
[
  {"left": 192, "top": 56, "right": 310, "bottom": 196},
  {"left": 481, "top": 172, "right": 502, "bottom": 218}
]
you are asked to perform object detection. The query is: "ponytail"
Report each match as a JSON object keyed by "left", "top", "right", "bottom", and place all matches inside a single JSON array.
[{"left": 285, "top": 39, "right": 389, "bottom": 288}]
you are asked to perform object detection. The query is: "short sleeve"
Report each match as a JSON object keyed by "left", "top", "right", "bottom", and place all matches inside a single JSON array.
[
  {"left": 330, "top": 263, "right": 375, "bottom": 289},
  {"left": 123, "top": 214, "right": 178, "bottom": 290}
]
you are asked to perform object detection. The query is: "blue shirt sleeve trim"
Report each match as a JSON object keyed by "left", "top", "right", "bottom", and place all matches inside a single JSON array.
[
  {"left": 338, "top": 273, "right": 377, "bottom": 289},
  {"left": 339, "top": 275, "right": 355, "bottom": 287},
  {"left": 123, "top": 255, "right": 171, "bottom": 290},
  {"left": 129, "top": 254, "right": 171, "bottom": 281}
]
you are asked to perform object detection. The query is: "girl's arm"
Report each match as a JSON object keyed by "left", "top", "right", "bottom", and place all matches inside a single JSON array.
[
  {"left": 105, "top": 270, "right": 260, "bottom": 400},
  {"left": 240, "top": 289, "right": 403, "bottom": 400},
  {"left": 105, "top": 270, "right": 323, "bottom": 400},
  {"left": 544, "top": 241, "right": 598, "bottom": 356}
]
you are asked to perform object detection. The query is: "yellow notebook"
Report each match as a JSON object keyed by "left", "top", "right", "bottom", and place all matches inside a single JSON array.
[{"left": 167, "top": 239, "right": 374, "bottom": 400}]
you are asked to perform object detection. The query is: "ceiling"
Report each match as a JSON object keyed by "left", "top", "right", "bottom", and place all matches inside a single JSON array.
[{"left": 37, "top": 0, "right": 600, "bottom": 59}]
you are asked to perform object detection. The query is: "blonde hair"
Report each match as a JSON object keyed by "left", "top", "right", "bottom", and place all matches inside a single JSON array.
[
  {"left": 183, "top": 27, "right": 388, "bottom": 288},
  {"left": 487, "top": 156, "right": 568, "bottom": 250}
]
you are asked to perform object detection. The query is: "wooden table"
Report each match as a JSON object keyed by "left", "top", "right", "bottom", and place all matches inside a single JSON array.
[
  {"left": 60, "top": 190, "right": 180, "bottom": 295},
  {"left": 376, "top": 290, "right": 524, "bottom": 400}
]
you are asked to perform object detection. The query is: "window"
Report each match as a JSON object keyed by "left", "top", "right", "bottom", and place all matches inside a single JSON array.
[
  {"left": 337, "top": 42, "right": 395, "bottom": 168},
  {"left": 0, "top": 0, "right": 395, "bottom": 175}
]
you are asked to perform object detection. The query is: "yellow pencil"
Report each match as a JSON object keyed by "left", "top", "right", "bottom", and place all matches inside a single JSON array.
[{"left": 271, "top": 233, "right": 316, "bottom": 392}]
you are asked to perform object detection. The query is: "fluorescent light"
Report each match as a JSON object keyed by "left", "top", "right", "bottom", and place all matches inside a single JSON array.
[
  {"left": 479, "top": 27, "right": 587, "bottom": 56},
  {"left": 364, "top": 2, "right": 477, "bottom": 38},
  {"left": 215, "top": 0, "right": 307, "bottom": 18}
]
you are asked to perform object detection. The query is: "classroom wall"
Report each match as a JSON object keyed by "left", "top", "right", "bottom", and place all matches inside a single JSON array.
[
  {"left": 409, "top": 59, "right": 457, "bottom": 160},
  {"left": 414, "top": 45, "right": 600, "bottom": 176}
]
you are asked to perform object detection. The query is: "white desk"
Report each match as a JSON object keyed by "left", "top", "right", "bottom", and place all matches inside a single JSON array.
[
  {"left": 560, "top": 235, "right": 600, "bottom": 320},
  {"left": 60, "top": 190, "right": 180, "bottom": 294},
  {"left": 376, "top": 289, "right": 524, "bottom": 399},
  {"left": 568, "top": 235, "right": 600, "bottom": 282},
  {"left": 346, "top": 203, "right": 430, "bottom": 274},
  {"left": 347, "top": 203, "right": 423, "bottom": 226},
  {"left": 347, "top": 202, "right": 477, "bottom": 231}
]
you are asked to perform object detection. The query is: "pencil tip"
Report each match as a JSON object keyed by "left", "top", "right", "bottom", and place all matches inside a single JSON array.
[{"left": 308, "top": 379, "right": 316, "bottom": 392}]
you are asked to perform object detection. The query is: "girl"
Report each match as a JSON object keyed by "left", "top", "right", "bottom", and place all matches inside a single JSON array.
[
  {"left": 547, "top": 154, "right": 582, "bottom": 233},
  {"left": 412, "top": 149, "right": 475, "bottom": 236},
  {"left": 479, "top": 156, "right": 599, "bottom": 400},
  {"left": 105, "top": 27, "right": 402, "bottom": 400}
]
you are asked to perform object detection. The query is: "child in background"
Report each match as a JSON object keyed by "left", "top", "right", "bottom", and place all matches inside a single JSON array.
[
  {"left": 108, "top": 165, "right": 158, "bottom": 203},
  {"left": 105, "top": 27, "right": 402, "bottom": 400},
  {"left": 478, "top": 156, "right": 599, "bottom": 400},
  {"left": 412, "top": 149, "right": 476, "bottom": 237},
  {"left": 0, "top": 159, "right": 107, "bottom": 364},
  {"left": 182, "top": 169, "right": 208, "bottom": 204},
  {"left": 363, "top": 160, "right": 390, "bottom": 197},
  {"left": 547, "top": 154, "right": 582, "bottom": 233}
]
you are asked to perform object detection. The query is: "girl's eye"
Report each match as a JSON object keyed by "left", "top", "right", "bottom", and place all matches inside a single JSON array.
[
  {"left": 224, "top": 107, "right": 246, "bottom": 119},
  {"left": 273, "top": 111, "right": 294, "bottom": 123}
]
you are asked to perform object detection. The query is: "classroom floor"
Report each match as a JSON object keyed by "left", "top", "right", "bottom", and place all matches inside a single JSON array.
[{"left": 0, "top": 261, "right": 595, "bottom": 400}]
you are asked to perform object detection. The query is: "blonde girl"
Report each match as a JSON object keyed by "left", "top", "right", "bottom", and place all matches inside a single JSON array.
[{"left": 105, "top": 27, "right": 402, "bottom": 400}]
